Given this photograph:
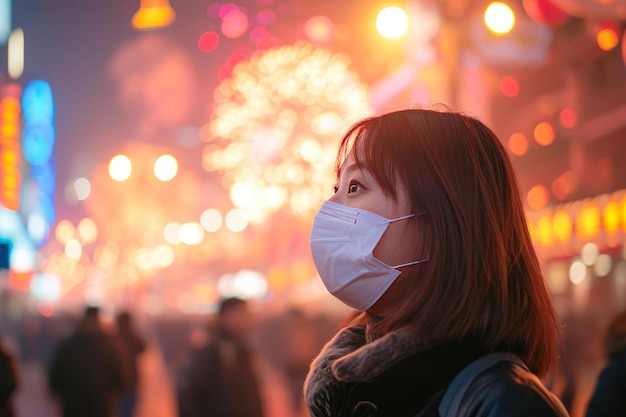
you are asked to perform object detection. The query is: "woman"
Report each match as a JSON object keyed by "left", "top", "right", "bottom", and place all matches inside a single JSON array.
[
  {"left": 585, "top": 310, "right": 626, "bottom": 417},
  {"left": 305, "top": 108, "right": 569, "bottom": 417}
]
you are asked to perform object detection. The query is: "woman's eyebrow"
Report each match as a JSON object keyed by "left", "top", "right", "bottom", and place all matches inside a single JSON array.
[{"left": 338, "top": 162, "right": 360, "bottom": 178}]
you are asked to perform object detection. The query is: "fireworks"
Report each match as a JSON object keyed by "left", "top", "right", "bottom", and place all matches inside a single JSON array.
[{"left": 203, "top": 42, "right": 372, "bottom": 222}]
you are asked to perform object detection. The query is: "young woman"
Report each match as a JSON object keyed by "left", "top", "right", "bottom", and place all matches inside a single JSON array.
[{"left": 305, "top": 108, "right": 569, "bottom": 417}]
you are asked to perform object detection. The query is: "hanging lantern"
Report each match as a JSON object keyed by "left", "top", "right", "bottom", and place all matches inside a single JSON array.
[{"left": 132, "top": 0, "right": 176, "bottom": 31}]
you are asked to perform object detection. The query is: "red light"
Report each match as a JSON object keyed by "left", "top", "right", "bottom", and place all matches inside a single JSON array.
[
  {"left": 198, "top": 31, "right": 220, "bottom": 52},
  {"left": 500, "top": 76, "right": 519, "bottom": 97},
  {"left": 559, "top": 108, "right": 577, "bottom": 129}
]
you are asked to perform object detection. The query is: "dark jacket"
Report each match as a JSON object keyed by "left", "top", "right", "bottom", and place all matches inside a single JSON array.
[
  {"left": 0, "top": 346, "right": 17, "bottom": 417},
  {"left": 177, "top": 327, "right": 265, "bottom": 417},
  {"left": 48, "top": 321, "right": 124, "bottom": 417},
  {"left": 304, "top": 326, "right": 569, "bottom": 417},
  {"left": 585, "top": 349, "right": 626, "bottom": 417}
]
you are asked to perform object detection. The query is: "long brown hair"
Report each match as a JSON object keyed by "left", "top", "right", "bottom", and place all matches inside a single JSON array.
[{"left": 335, "top": 107, "right": 562, "bottom": 377}]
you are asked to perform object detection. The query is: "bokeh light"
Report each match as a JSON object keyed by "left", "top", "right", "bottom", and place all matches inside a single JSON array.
[
  {"left": 74, "top": 178, "right": 91, "bottom": 201},
  {"left": 559, "top": 108, "right": 577, "bottom": 128},
  {"left": 304, "top": 16, "right": 334, "bottom": 44},
  {"left": 527, "top": 184, "right": 549, "bottom": 210},
  {"left": 603, "top": 199, "right": 620, "bottom": 235},
  {"left": 64, "top": 239, "right": 82, "bottom": 262},
  {"left": 77, "top": 217, "right": 98, "bottom": 244},
  {"left": 225, "top": 208, "right": 248, "bottom": 232},
  {"left": 484, "top": 2, "right": 515, "bottom": 35},
  {"left": 594, "top": 254, "right": 613, "bottom": 277},
  {"left": 581, "top": 242, "right": 600, "bottom": 266},
  {"left": 164, "top": 222, "right": 181, "bottom": 244},
  {"left": 221, "top": 8, "right": 249, "bottom": 39},
  {"left": 534, "top": 121, "right": 555, "bottom": 146},
  {"left": 198, "top": 31, "right": 220, "bottom": 52},
  {"left": 596, "top": 20, "right": 619, "bottom": 51},
  {"left": 178, "top": 222, "right": 204, "bottom": 245},
  {"left": 500, "top": 76, "right": 519, "bottom": 97},
  {"left": 109, "top": 154, "right": 132, "bottom": 181},
  {"left": 576, "top": 202, "right": 601, "bottom": 240},
  {"left": 569, "top": 259, "right": 587, "bottom": 284},
  {"left": 55, "top": 220, "right": 75, "bottom": 244},
  {"left": 200, "top": 208, "right": 223, "bottom": 232},
  {"left": 217, "top": 269, "right": 268, "bottom": 300},
  {"left": 508, "top": 132, "right": 528, "bottom": 156},
  {"left": 552, "top": 209, "right": 572, "bottom": 242},
  {"left": 376, "top": 6, "right": 409, "bottom": 39},
  {"left": 154, "top": 154, "right": 178, "bottom": 181}
]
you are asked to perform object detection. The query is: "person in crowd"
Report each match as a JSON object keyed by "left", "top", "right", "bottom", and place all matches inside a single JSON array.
[
  {"left": 48, "top": 305, "right": 125, "bottom": 417},
  {"left": 304, "top": 107, "right": 570, "bottom": 417},
  {"left": 0, "top": 335, "right": 17, "bottom": 417},
  {"left": 585, "top": 310, "right": 626, "bottom": 417},
  {"left": 114, "top": 310, "right": 147, "bottom": 417},
  {"left": 177, "top": 297, "right": 265, "bottom": 417}
]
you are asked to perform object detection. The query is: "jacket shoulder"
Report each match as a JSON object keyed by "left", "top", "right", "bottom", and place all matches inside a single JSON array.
[{"left": 460, "top": 361, "right": 570, "bottom": 417}]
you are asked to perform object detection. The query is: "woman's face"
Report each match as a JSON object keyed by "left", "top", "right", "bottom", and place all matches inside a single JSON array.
[{"left": 329, "top": 149, "right": 422, "bottom": 315}]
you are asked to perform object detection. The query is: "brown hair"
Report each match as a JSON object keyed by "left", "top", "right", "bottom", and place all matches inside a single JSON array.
[{"left": 336, "top": 107, "right": 562, "bottom": 377}]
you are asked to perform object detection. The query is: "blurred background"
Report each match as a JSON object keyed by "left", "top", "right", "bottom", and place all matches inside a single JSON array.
[{"left": 0, "top": 0, "right": 626, "bottom": 416}]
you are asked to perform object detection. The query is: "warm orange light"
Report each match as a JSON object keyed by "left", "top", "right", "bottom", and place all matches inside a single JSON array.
[
  {"left": 538, "top": 214, "right": 553, "bottom": 246},
  {"left": 0, "top": 89, "right": 21, "bottom": 211},
  {"left": 132, "top": 0, "right": 176, "bottom": 30},
  {"left": 552, "top": 209, "right": 572, "bottom": 242},
  {"left": 9, "top": 270, "right": 32, "bottom": 292},
  {"left": 603, "top": 199, "right": 620, "bottom": 235},
  {"left": 534, "top": 121, "right": 555, "bottom": 146},
  {"left": 267, "top": 266, "right": 289, "bottom": 290},
  {"left": 508, "top": 132, "right": 528, "bottom": 156},
  {"left": 596, "top": 21, "right": 619, "bottom": 51},
  {"left": 575, "top": 202, "right": 601, "bottom": 240},
  {"left": 527, "top": 184, "right": 549, "bottom": 210}
]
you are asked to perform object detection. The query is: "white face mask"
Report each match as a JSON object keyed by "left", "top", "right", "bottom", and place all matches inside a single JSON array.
[{"left": 310, "top": 200, "right": 428, "bottom": 311}]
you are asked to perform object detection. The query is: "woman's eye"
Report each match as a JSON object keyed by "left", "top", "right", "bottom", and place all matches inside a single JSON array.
[{"left": 348, "top": 182, "right": 360, "bottom": 194}]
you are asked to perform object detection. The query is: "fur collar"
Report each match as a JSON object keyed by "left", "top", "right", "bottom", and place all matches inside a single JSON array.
[{"left": 304, "top": 325, "right": 433, "bottom": 417}]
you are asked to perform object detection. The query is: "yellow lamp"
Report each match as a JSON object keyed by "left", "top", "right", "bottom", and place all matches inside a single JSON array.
[{"left": 132, "top": 0, "right": 176, "bottom": 30}]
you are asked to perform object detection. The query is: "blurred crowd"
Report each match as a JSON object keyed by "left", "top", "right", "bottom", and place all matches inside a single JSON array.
[
  {"left": 0, "top": 297, "right": 624, "bottom": 417},
  {"left": 0, "top": 297, "right": 341, "bottom": 417}
]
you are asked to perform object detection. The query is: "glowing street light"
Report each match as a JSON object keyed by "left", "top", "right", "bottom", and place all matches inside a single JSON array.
[
  {"left": 109, "top": 154, "right": 132, "bottom": 181},
  {"left": 376, "top": 6, "right": 409, "bottom": 39},
  {"left": 154, "top": 154, "right": 178, "bottom": 181},
  {"left": 484, "top": 2, "right": 516, "bottom": 35}
]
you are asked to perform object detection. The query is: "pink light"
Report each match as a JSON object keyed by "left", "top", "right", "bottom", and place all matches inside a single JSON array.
[
  {"left": 221, "top": 9, "right": 249, "bottom": 39},
  {"left": 198, "top": 31, "right": 220, "bottom": 52}
]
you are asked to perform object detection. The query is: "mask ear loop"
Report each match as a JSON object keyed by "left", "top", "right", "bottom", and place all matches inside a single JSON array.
[
  {"left": 392, "top": 258, "right": 429, "bottom": 269},
  {"left": 389, "top": 211, "right": 429, "bottom": 269}
]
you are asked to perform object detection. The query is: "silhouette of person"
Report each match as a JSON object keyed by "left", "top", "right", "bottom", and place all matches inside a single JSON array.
[
  {"left": 0, "top": 336, "right": 17, "bottom": 417},
  {"left": 114, "top": 311, "right": 146, "bottom": 417},
  {"left": 585, "top": 310, "right": 626, "bottom": 417},
  {"left": 177, "top": 297, "right": 265, "bottom": 417},
  {"left": 48, "top": 305, "right": 125, "bottom": 417}
]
